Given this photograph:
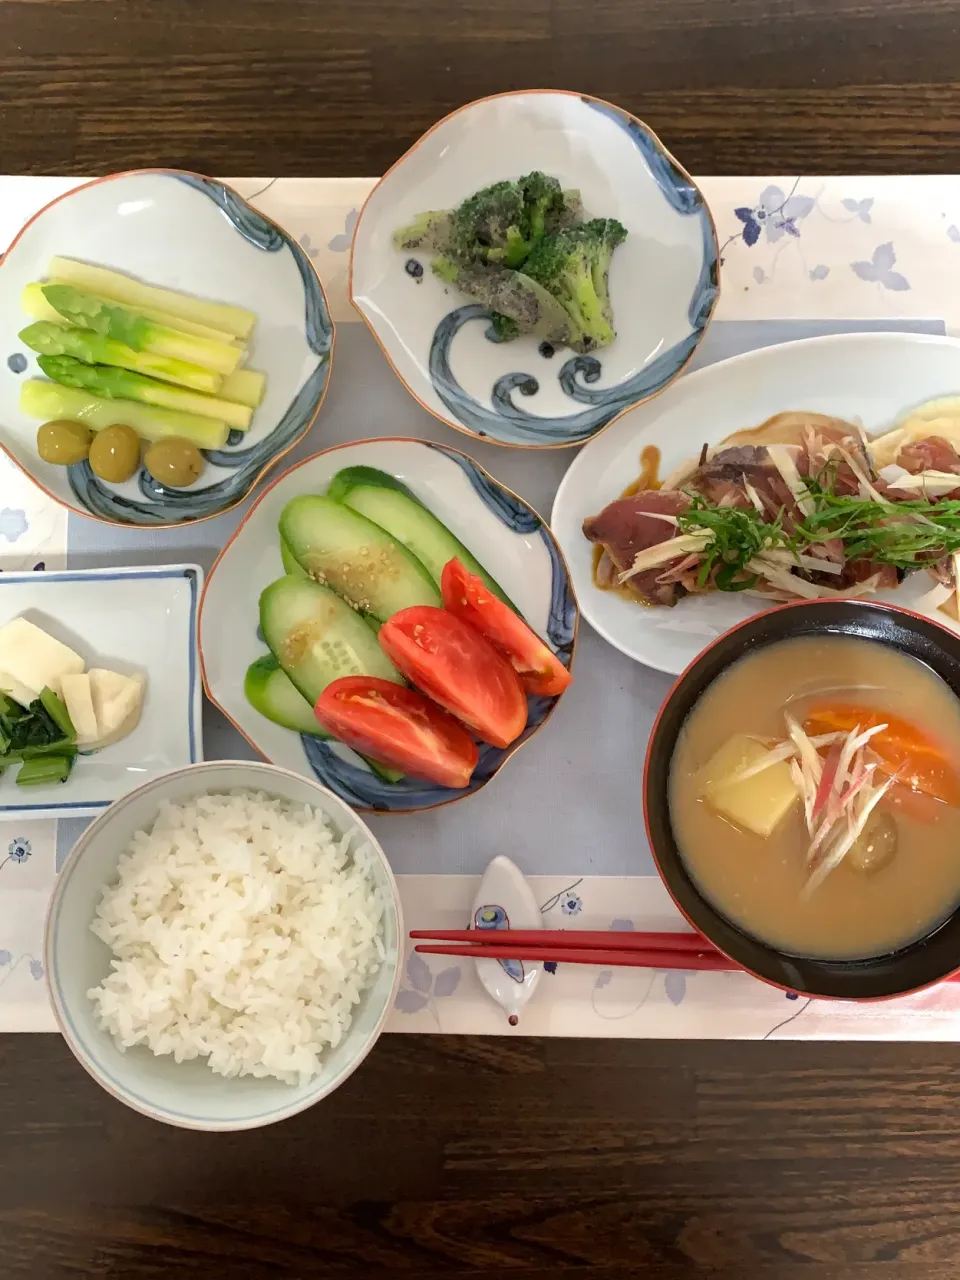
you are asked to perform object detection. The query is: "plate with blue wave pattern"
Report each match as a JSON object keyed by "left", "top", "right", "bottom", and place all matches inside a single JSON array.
[
  {"left": 198, "top": 437, "right": 578, "bottom": 813},
  {"left": 0, "top": 170, "right": 333, "bottom": 527},
  {"left": 350, "top": 91, "right": 718, "bottom": 450}
]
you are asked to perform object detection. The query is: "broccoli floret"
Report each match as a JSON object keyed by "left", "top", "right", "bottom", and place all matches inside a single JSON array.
[
  {"left": 518, "top": 171, "right": 584, "bottom": 242},
  {"left": 451, "top": 180, "right": 528, "bottom": 264},
  {"left": 487, "top": 312, "right": 520, "bottom": 342},
  {"left": 393, "top": 209, "right": 455, "bottom": 253},
  {"left": 431, "top": 258, "right": 573, "bottom": 343},
  {"left": 524, "top": 218, "right": 628, "bottom": 352},
  {"left": 450, "top": 174, "right": 584, "bottom": 268}
]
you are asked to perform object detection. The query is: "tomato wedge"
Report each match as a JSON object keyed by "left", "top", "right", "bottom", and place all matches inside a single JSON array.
[
  {"left": 313, "top": 677, "right": 478, "bottom": 789},
  {"left": 378, "top": 606, "right": 527, "bottom": 748},
  {"left": 803, "top": 704, "right": 960, "bottom": 807},
  {"left": 440, "top": 558, "right": 573, "bottom": 697}
]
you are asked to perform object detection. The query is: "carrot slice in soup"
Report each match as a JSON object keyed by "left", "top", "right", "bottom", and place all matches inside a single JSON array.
[{"left": 803, "top": 704, "right": 960, "bottom": 807}]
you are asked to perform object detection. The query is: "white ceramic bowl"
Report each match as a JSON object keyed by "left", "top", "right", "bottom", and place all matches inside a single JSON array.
[
  {"left": 0, "top": 170, "right": 334, "bottom": 527},
  {"left": 350, "top": 90, "right": 718, "bottom": 449},
  {"left": 45, "top": 760, "right": 402, "bottom": 1131},
  {"left": 551, "top": 330, "right": 960, "bottom": 674}
]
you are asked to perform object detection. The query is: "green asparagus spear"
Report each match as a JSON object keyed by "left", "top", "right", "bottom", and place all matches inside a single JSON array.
[
  {"left": 36, "top": 355, "right": 252, "bottom": 430},
  {"left": 37, "top": 284, "right": 242, "bottom": 375},
  {"left": 48, "top": 257, "right": 255, "bottom": 340},
  {"left": 20, "top": 380, "right": 230, "bottom": 450},
  {"left": 19, "top": 322, "right": 222, "bottom": 394}
]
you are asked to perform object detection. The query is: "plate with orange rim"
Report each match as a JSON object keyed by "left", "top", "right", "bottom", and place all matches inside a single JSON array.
[
  {"left": 197, "top": 437, "right": 577, "bottom": 813},
  {"left": 349, "top": 90, "right": 719, "bottom": 450},
  {"left": 0, "top": 169, "right": 333, "bottom": 528}
]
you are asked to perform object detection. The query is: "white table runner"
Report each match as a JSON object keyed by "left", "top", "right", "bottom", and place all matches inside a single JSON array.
[{"left": 4, "top": 174, "right": 960, "bottom": 1039}]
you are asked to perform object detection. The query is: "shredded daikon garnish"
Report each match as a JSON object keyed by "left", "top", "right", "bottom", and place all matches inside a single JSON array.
[
  {"left": 767, "top": 444, "right": 815, "bottom": 517},
  {"left": 834, "top": 443, "right": 888, "bottom": 504},
  {"left": 885, "top": 470, "right": 960, "bottom": 499},
  {"left": 618, "top": 532, "right": 711, "bottom": 582},
  {"left": 742, "top": 478, "right": 767, "bottom": 516}
]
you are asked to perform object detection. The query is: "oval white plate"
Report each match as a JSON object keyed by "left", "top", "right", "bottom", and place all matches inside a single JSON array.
[
  {"left": 0, "top": 170, "right": 333, "bottom": 527},
  {"left": 199, "top": 437, "right": 577, "bottom": 812},
  {"left": 552, "top": 331, "right": 960, "bottom": 673},
  {"left": 350, "top": 91, "right": 718, "bottom": 450}
]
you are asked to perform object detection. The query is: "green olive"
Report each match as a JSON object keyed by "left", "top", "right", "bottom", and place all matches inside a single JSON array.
[
  {"left": 36, "top": 419, "right": 92, "bottom": 466},
  {"left": 847, "top": 810, "right": 898, "bottom": 875},
  {"left": 144, "top": 437, "right": 205, "bottom": 488},
  {"left": 88, "top": 424, "right": 141, "bottom": 483}
]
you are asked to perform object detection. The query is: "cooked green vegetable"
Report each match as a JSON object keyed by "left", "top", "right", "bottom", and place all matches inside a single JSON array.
[
  {"left": 220, "top": 368, "right": 266, "bottom": 408},
  {"left": 48, "top": 257, "right": 255, "bottom": 340},
  {"left": 38, "top": 284, "right": 242, "bottom": 376},
  {"left": 15, "top": 754, "right": 74, "bottom": 786},
  {"left": 327, "top": 464, "right": 517, "bottom": 608},
  {"left": 447, "top": 173, "right": 581, "bottom": 268},
  {"left": 36, "top": 356, "right": 252, "bottom": 431},
  {"left": 22, "top": 280, "right": 238, "bottom": 346},
  {"left": 39, "top": 687, "right": 75, "bottom": 740},
  {"left": 0, "top": 687, "right": 76, "bottom": 789},
  {"left": 396, "top": 173, "right": 624, "bottom": 350},
  {"left": 279, "top": 495, "right": 441, "bottom": 621},
  {"left": 524, "top": 218, "right": 628, "bottom": 352},
  {"left": 19, "top": 320, "right": 222, "bottom": 394},
  {"left": 393, "top": 210, "right": 456, "bottom": 254},
  {"left": 431, "top": 259, "right": 572, "bottom": 344},
  {"left": 21, "top": 380, "right": 230, "bottom": 450}
]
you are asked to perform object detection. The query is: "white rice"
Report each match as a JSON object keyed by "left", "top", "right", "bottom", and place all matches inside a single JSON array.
[{"left": 88, "top": 789, "right": 386, "bottom": 1085}]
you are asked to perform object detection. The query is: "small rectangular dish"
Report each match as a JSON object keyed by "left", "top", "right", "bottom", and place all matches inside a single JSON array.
[{"left": 0, "top": 563, "right": 202, "bottom": 818}]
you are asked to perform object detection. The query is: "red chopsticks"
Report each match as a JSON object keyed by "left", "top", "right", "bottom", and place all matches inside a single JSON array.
[
  {"left": 411, "top": 927, "right": 960, "bottom": 982},
  {"left": 409, "top": 928, "right": 737, "bottom": 972}
]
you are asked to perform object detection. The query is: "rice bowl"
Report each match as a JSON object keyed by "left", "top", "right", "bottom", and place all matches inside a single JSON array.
[
  {"left": 89, "top": 790, "right": 386, "bottom": 1086},
  {"left": 45, "top": 761, "right": 402, "bottom": 1131}
]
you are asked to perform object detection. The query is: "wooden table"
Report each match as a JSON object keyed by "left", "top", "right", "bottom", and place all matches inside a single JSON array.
[{"left": 4, "top": 1, "right": 960, "bottom": 1276}]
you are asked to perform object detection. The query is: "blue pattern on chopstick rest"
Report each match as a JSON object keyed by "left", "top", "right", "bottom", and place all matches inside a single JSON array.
[
  {"left": 292, "top": 442, "right": 576, "bottom": 812},
  {"left": 66, "top": 173, "right": 333, "bottom": 526},
  {"left": 425, "top": 102, "right": 718, "bottom": 447}
]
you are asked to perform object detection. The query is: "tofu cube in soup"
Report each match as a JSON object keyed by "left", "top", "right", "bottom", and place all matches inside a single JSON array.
[{"left": 700, "top": 735, "right": 800, "bottom": 837}]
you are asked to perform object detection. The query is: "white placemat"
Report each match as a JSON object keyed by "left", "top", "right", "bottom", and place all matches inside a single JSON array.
[{"left": 4, "top": 174, "right": 960, "bottom": 1038}]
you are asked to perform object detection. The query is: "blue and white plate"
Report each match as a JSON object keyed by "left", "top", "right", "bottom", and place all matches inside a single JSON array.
[
  {"left": 198, "top": 438, "right": 577, "bottom": 813},
  {"left": 0, "top": 564, "right": 203, "bottom": 819},
  {"left": 0, "top": 170, "right": 333, "bottom": 527},
  {"left": 350, "top": 91, "right": 718, "bottom": 450}
]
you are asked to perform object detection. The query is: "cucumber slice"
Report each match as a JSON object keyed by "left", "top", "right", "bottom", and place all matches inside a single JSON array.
[
  {"left": 280, "top": 537, "right": 309, "bottom": 580},
  {"left": 279, "top": 495, "right": 440, "bottom": 621},
  {"left": 281, "top": 539, "right": 385, "bottom": 638},
  {"left": 244, "top": 654, "right": 329, "bottom": 736},
  {"left": 327, "top": 465, "right": 516, "bottom": 609},
  {"left": 259, "top": 576, "right": 402, "bottom": 705},
  {"left": 280, "top": 537, "right": 382, "bottom": 634}
]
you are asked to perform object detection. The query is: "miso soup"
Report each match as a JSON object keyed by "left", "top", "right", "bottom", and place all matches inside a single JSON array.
[{"left": 668, "top": 635, "right": 960, "bottom": 959}]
